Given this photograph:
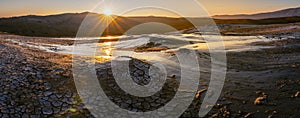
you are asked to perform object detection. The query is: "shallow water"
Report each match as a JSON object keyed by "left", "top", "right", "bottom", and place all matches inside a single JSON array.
[
  {"left": 4, "top": 33, "right": 285, "bottom": 90},
  {"left": 5, "top": 33, "right": 284, "bottom": 66},
  {"left": 6, "top": 33, "right": 279, "bottom": 55}
]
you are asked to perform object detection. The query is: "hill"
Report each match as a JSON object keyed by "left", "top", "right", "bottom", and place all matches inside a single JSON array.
[
  {"left": 213, "top": 7, "right": 300, "bottom": 19},
  {"left": 0, "top": 12, "right": 300, "bottom": 37}
]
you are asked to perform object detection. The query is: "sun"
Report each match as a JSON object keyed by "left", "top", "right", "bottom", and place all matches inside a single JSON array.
[{"left": 103, "top": 9, "right": 112, "bottom": 16}]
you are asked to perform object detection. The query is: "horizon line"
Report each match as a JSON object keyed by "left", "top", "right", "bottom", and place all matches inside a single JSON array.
[{"left": 1, "top": 6, "right": 299, "bottom": 19}]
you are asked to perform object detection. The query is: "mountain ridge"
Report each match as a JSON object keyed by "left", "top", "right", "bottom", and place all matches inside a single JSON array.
[
  {"left": 213, "top": 7, "right": 300, "bottom": 19},
  {"left": 1, "top": 7, "right": 300, "bottom": 37}
]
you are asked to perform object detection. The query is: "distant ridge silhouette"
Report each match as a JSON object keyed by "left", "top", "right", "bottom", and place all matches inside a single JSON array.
[{"left": 213, "top": 7, "right": 300, "bottom": 19}]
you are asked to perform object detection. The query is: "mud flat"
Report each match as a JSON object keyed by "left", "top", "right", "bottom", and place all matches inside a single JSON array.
[
  {"left": 0, "top": 33, "right": 300, "bottom": 117},
  {"left": 206, "top": 38, "right": 300, "bottom": 117},
  {"left": 0, "top": 38, "right": 94, "bottom": 117}
]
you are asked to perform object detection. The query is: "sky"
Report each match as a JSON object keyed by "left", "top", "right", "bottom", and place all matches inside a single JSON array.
[{"left": 0, "top": 0, "right": 299, "bottom": 18}]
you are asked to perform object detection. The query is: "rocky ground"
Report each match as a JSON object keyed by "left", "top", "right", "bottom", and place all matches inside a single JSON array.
[{"left": 0, "top": 34, "right": 300, "bottom": 117}]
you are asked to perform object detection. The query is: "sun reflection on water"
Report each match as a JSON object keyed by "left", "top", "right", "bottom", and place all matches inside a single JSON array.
[
  {"left": 103, "top": 42, "right": 113, "bottom": 56},
  {"left": 94, "top": 41, "right": 114, "bottom": 63}
]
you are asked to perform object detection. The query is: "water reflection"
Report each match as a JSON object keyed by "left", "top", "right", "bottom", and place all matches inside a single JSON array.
[
  {"left": 5, "top": 33, "right": 279, "bottom": 64},
  {"left": 103, "top": 42, "right": 113, "bottom": 56}
]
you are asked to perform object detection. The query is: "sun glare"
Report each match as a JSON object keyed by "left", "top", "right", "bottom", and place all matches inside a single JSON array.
[{"left": 103, "top": 9, "right": 112, "bottom": 16}]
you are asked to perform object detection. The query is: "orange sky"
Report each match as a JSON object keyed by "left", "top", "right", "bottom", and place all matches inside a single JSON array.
[{"left": 0, "top": 0, "right": 299, "bottom": 18}]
